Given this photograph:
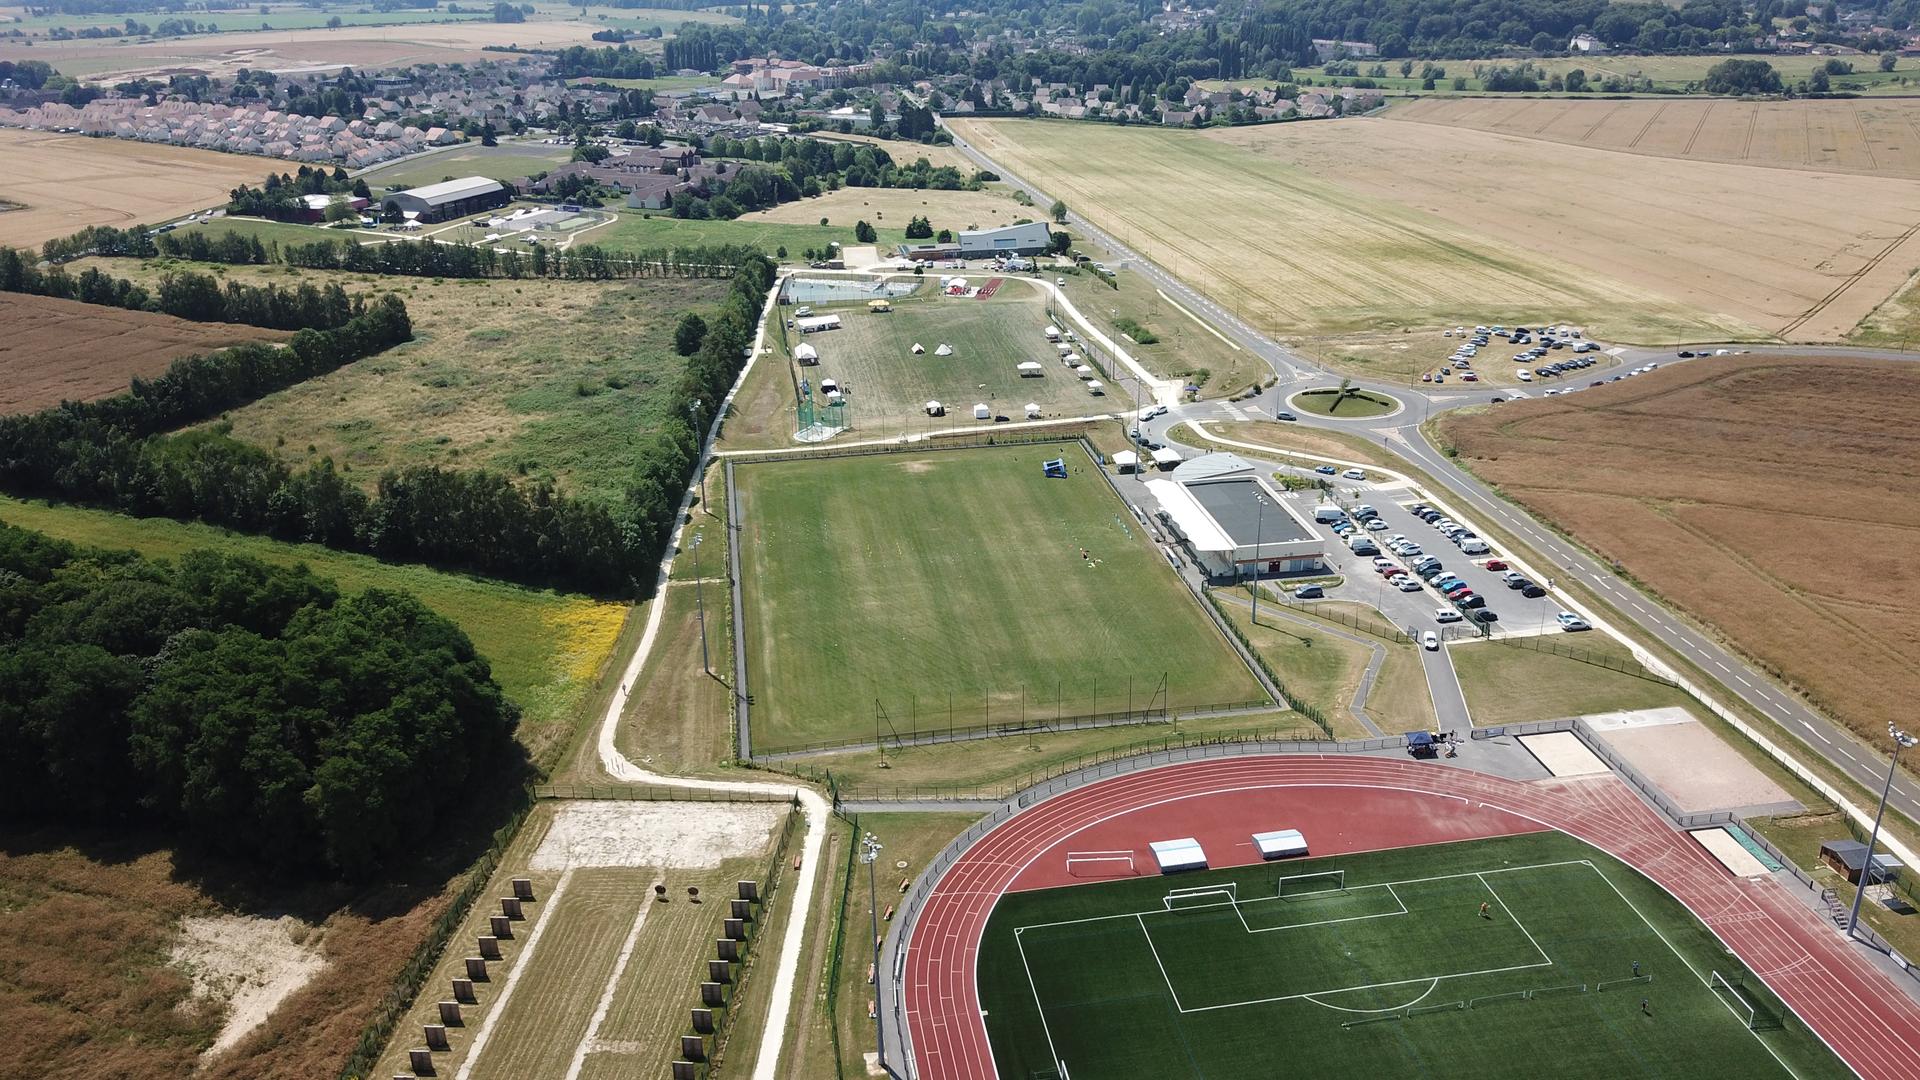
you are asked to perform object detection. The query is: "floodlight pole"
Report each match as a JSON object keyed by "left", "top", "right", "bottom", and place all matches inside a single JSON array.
[
  {"left": 1250, "top": 493, "right": 1268, "bottom": 626},
  {"left": 1847, "top": 723, "right": 1917, "bottom": 939},
  {"left": 690, "top": 399, "right": 710, "bottom": 516},
  {"left": 862, "top": 832, "right": 886, "bottom": 1066},
  {"left": 691, "top": 533, "right": 709, "bottom": 675}
]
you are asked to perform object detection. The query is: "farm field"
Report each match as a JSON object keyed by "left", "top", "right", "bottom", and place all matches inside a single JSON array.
[
  {"left": 0, "top": 129, "right": 265, "bottom": 247},
  {"left": 733, "top": 446, "right": 1268, "bottom": 751},
  {"left": 747, "top": 280, "right": 1115, "bottom": 449},
  {"left": 1248, "top": 54, "right": 1919, "bottom": 96},
  {"left": 0, "top": 3, "right": 491, "bottom": 36},
  {"left": 952, "top": 115, "right": 1920, "bottom": 344},
  {"left": 0, "top": 19, "right": 606, "bottom": 79},
  {"left": 1388, "top": 96, "right": 1920, "bottom": 179},
  {"left": 361, "top": 141, "right": 575, "bottom": 191},
  {"left": 0, "top": 494, "right": 627, "bottom": 765},
  {"left": 0, "top": 292, "right": 284, "bottom": 413},
  {"left": 978, "top": 830, "right": 1849, "bottom": 1080},
  {"left": 372, "top": 799, "right": 788, "bottom": 1080},
  {"left": 78, "top": 258, "right": 728, "bottom": 504},
  {"left": 1434, "top": 354, "right": 1920, "bottom": 757}
]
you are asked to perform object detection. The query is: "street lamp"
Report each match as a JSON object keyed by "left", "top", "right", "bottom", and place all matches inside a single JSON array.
[
  {"left": 691, "top": 532, "right": 709, "bottom": 675},
  {"left": 1848, "top": 723, "right": 1918, "bottom": 939},
  {"left": 861, "top": 832, "right": 886, "bottom": 1066},
  {"left": 1250, "top": 492, "right": 1268, "bottom": 625},
  {"left": 690, "top": 399, "right": 710, "bottom": 515}
]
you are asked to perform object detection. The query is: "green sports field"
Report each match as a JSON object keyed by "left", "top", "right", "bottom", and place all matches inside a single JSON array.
[
  {"left": 733, "top": 446, "right": 1267, "bottom": 751},
  {"left": 979, "top": 831, "right": 1850, "bottom": 1080}
]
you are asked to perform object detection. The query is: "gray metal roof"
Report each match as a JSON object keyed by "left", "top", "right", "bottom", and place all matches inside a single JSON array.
[
  {"left": 397, "top": 175, "right": 507, "bottom": 205},
  {"left": 1185, "top": 477, "right": 1312, "bottom": 546}
]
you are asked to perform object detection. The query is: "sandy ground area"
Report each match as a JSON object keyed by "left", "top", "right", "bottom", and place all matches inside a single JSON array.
[
  {"left": 1519, "top": 731, "right": 1609, "bottom": 777},
  {"left": 530, "top": 801, "right": 785, "bottom": 870},
  {"left": 1588, "top": 707, "right": 1793, "bottom": 813},
  {"left": 1692, "top": 826, "right": 1774, "bottom": 877},
  {"left": 170, "top": 913, "right": 327, "bottom": 1058},
  {"left": 0, "top": 129, "right": 265, "bottom": 247}
]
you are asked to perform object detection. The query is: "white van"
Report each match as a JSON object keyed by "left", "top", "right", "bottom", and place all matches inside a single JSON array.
[
  {"left": 1314, "top": 506, "right": 1346, "bottom": 524},
  {"left": 1460, "top": 538, "right": 1490, "bottom": 555}
]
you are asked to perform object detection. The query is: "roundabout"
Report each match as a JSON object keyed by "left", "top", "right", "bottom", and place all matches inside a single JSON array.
[{"left": 1286, "top": 385, "right": 1404, "bottom": 419}]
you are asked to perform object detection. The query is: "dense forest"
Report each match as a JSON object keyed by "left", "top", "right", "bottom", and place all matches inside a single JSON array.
[{"left": 0, "top": 524, "right": 524, "bottom": 879}]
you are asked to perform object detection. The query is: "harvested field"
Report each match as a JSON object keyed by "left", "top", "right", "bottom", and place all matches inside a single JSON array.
[
  {"left": 742, "top": 185, "right": 1026, "bottom": 234},
  {"left": 0, "top": 19, "right": 605, "bottom": 79},
  {"left": 1435, "top": 355, "right": 1920, "bottom": 757},
  {"left": 950, "top": 120, "right": 1764, "bottom": 346},
  {"left": 78, "top": 259, "right": 728, "bottom": 503},
  {"left": 360, "top": 141, "right": 575, "bottom": 191},
  {"left": 0, "top": 128, "right": 267, "bottom": 247},
  {"left": 1388, "top": 96, "right": 1920, "bottom": 179},
  {"left": 0, "top": 291, "right": 285, "bottom": 413}
]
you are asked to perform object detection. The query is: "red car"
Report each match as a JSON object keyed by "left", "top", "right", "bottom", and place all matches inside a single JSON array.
[
  {"left": 1484, "top": 559, "right": 1508, "bottom": 571},
  {"left": 1384, "top": 567, "right": 1407, "bottom": 578},
  {"left": 1444, "top": 584, "right": 1474, "bottom": 600}
]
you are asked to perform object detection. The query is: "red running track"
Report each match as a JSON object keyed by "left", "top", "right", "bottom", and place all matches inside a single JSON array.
[{"left": 899, "top": 756, "right": 1920, "bottom": 1080}]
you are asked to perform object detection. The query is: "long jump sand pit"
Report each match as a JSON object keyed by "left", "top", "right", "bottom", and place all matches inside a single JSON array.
[
  {"left": 1518, "top": 731, "right": 1609, "bottom": 777},
  {"left": 1584, "top": 707, "right": 1792, "bottom": 814}
]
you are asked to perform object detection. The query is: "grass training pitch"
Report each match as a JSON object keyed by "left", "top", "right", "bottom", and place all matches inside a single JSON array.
[
  {"left": 1434, "top": 354, "right": 1920, "bottom": 762},
  {"left": 949, "top": 115, "right": 1920, "bottom": 344},
  {"left": 362, "top": 141, "right": 575, "bottom": 192},
  {"left": 0, "top": 128, "right": 267, "bottom": 247},
  {"left": 745, "top": 279, "right": 1115, "bottom": 448},
  {"left": 733, "top": 446, "right": 1266, "bottom": 751},
  {"left": 979, "top": 832, "right": 1848, "bottom": 1080},
  {"left": 0, "top": 291, "right": 285, "bottom": 413}
]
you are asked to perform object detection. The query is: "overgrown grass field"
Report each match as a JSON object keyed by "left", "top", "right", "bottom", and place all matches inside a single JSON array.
[
  {"left": 593, "top": 211, "right": 901, "bottom": 258},
  {"left": 733, "top": 446, "right": 1266, "bottom": 751},
  {"left": 363, "top": 142, "right": 575, "bottom": 192},
  {"left": 979, "top": 831, "right": 1849, "bottom": 1080}
]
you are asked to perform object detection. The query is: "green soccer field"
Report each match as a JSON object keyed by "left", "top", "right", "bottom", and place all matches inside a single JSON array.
[
  {"left": 978, "top": 832, "right": 1851, "bottom": 1080},
  {"left": 733, "top": 446, "right": 1267, "bottom": 751}
]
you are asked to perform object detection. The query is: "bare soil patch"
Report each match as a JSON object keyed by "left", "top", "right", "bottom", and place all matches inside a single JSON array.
[
  {"left": 530, "top": 801, "right": 784, "bottom": 871},
  {"left": 0, "top": 129, "right": 268, "bottom": 248},
  {"left": 1435, "top": 354, "right": 1920, "bottom": 758},
  {"left": 0, "top": 291, "right": 285, "bottom": 413},
  {"left": 171, "top": 914, "right": 327, "bottom": 1058}
]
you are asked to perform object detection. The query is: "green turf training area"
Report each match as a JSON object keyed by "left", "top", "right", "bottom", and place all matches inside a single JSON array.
[
  {"left": 771, "top": 279, "right": 1118, "bottom": 440},
  {"left": 733, "top": 446, "right": 1267, "bottom": 752},
  {"left": 977, "top": 831, "right": 1850, "bottom": 1080}
]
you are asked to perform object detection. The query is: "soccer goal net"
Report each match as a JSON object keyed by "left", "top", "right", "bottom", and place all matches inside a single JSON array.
[
  {"left": 1163, "top": 882, "right": 1239, "bottom": 911},
  {"left": 1065, "top": 850, "right": 1135, "bottom": 877},
  {"left": 1277, "top": 869, "right": 1346, "bottom": 897},
  {"left": 1710, "top": 970, "right": 1761, "bottom": 1030}
]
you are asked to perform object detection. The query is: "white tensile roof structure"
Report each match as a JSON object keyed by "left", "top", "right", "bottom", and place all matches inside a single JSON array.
[
  {"left": 935, "top": 343, "right": 954, "bottom": 356},
  {"left": 793, "top": 342, "right": 818, "bottom": 361}
]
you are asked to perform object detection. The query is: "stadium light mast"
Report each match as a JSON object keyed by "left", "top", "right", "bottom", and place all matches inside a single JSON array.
[
  {"left": 1848, "top": 723, "right": 1917, "bottom": 939},
  {"left": 690, "top": 399, "right": 710, "bottom": 515},
  {"left": 1249, "top": 491, "right": 1268, "bottom": 626},
  {"left": 691, "top": 532, "right": 709, "bottom": 675},
  {"left": 862, "top": 832, "right": 886, "bottom": 1066}
]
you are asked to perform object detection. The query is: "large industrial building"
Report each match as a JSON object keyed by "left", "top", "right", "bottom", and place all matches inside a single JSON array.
[
  {"left": 379, "top": 176, "right": 511, "bottom": 223},
  {"left": 1147, "top": 453, "right": 1324, "bottom": 579},
  {"left": 897, "top": 220, "right": 1056, "bottom": 262}
]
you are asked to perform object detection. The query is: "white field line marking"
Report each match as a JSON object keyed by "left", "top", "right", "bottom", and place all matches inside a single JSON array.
[
  {"left": 1582, "top": 859, "right": 1802, "bottom": 1080},
  {"left": 456, "top": 866, "right": 576, "bottom": 1080},
  {"left": 1135, "top": 914, "right": 1186, "bottom": 1012},
  {"left": 1014, "top": 928, "right": 1065, "bottom": 1069},
  {"left": 1157, "top": 288, "right": 1241, "bottom": 349},
  {"left": 1303, "top": 978, "right": 1441, "bottom": 1015},
  {"left": 561, "top": 876, "right": 663, "bottom": 1080},
  {"left": 1475, "top": 873, "right": 1552, "bottom": 968},
  {"left": 1176, "top": 957, "right": 1554, "bottom": 1016}
]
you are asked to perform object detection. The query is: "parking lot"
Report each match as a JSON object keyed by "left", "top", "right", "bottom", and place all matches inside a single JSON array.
[{"left": 1273, "top": 486, "right": 1573, "bottom": 639}]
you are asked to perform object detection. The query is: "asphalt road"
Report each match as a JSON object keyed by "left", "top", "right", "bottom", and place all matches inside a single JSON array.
[{"left": 942, "top": 119, "right": 1920, "bottom": 823}]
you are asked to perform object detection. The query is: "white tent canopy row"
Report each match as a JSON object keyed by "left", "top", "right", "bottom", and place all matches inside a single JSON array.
[
  {"left": 1087, "top": 381, "right": 1105, "bottom": 394},
  {"left": 1017, "top": 361, "right": 1044, "bottom": 376},
  {"left": 1074, "top": 365, "right": 1095, "bottom": 378},
  {"left": 793, "top": 342, "right": 818, "bottom": 362},
  {"left": 935, "top": 343, "right": 954, "bottom": 356},
  {"left": 973, "top": 402, "right": 991, "bottom": 419},
  {"left": 1044, "top": 325, "right": 1061, "bottom": 339},
  {"left": 1025, "top": 402, "right": 1041, "bottom": 418},
  {"left": 911, "top": 342, "right": 925, "bottom": 354}
]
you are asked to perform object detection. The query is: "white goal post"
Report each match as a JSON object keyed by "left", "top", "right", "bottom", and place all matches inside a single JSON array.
[
  {"left": 1065, "top": 850, "right": 1135, "bottom": 876},
  {"left": 1277, "top": 869, "right": 1347, "bottom": 897},
  {"left": 1163, "top": 882, "right": 1239, "bottom": 911},
  {"left": 1709, "top": 970, "right": 1759, "bottom": 1030}
]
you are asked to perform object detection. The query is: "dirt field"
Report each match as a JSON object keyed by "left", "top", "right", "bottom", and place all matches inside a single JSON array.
[
  {"left": 0, "top": 20, "right": 606, "bottom": 79},
  {"left": 1389, "top": 96, "right": 1920, "bottom": 179},
  {"left": 0, "top": 292, "right": 285, "bottom": 413},
  {"left": 373, "top": 800, "right": 786, "bottom": 1080},
  {"left": 0, "top": 129, "right": 268, "bottom": 248},
  {"left": 1435, "top": 354, "right": 1920, "bottom": 754}
]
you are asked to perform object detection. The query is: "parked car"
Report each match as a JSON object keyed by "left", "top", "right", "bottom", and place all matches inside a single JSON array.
[
  {"left": 1422, "top": 631, "right": 1440, "bottom": 651},
  {"left": 1521, "top": 584, "right": 1547, "bottom": 598},
  {"left": 1372, "top": 557, "right": 1396, "bottom": 571},
  {"left": 1556, "top": 612, "right": 1591, "bottom": 631},
  {"left": 1139, "top": 404, "right": 1169, "bottom": 420},
  {"left": 1294, "top": 584, "right": 1324, "bottom": 599},
  {"left": 1434, "top": 609, "right": 1463, "bottom": 624},
  {"left": 1366, "top": 519, "right": 1389, "bottom": 531},
  {"left": 1501, "top": 571, "right": 1527, "bottom": 585},
  {"left": 1316, "top": 465, "right": 1338, "bottom": 475},
  {"left": 1506, "top": 577, "right": 1533, "bottom": 591},
  {"left": 1472, "top": 609, "right": 1499, "bottom": 624},
  {"left": 1458, "top": 594, "right": 1486, "bottom": 609},
  {"left": 1396, "top": 578, "right": 1424, "bottom": 592},
  {"left": 1484, "top": 559, "right": 1508, "bottom": 571}
]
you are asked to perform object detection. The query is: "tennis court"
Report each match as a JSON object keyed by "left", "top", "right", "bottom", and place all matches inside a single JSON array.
[{"left": 978, "top": 832, "right": 1849, "bottom": 1080}]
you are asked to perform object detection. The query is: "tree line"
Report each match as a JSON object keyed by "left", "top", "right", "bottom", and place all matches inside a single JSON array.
[
  {"left": 0, "top": 247, "right": 361, "bottom": 332},
  {"left": 0, "top": 524, "right": 525, "bottom": 880}
]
